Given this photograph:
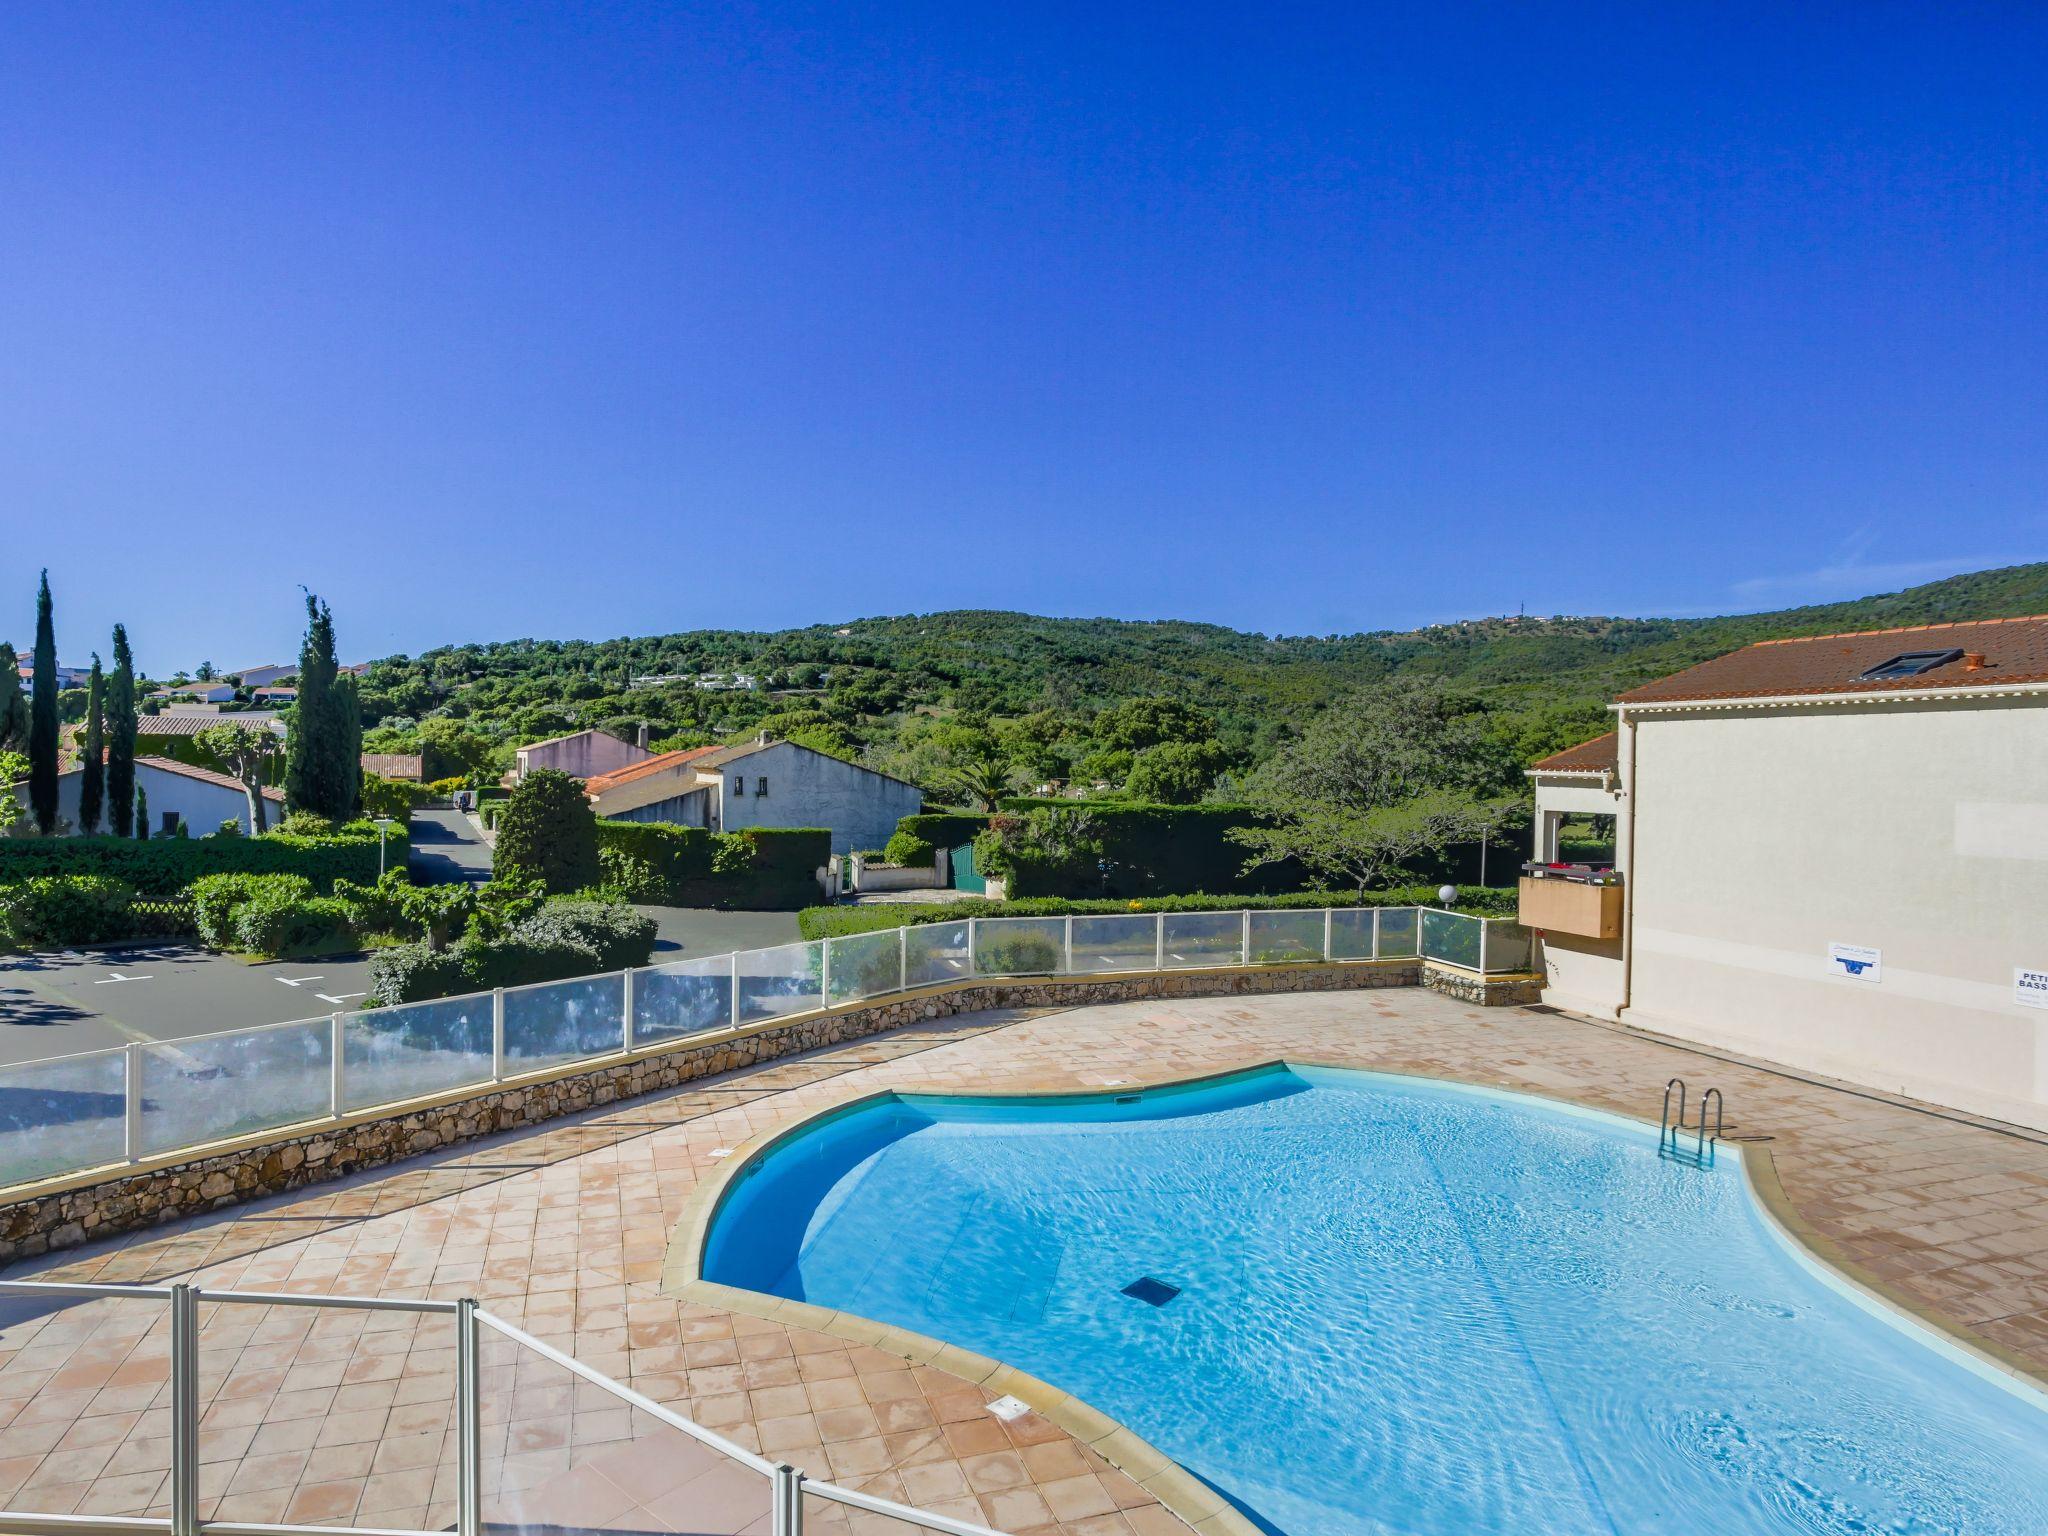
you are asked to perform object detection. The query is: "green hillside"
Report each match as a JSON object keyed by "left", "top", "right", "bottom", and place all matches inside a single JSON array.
[{"left": 356, "top": 562, "right": 2048, "bottom": 785}]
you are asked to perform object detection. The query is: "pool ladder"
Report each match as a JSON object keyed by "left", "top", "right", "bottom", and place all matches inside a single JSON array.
[{"left": 1659, "top": 1078, "right": 1724, "bottom": 1167}]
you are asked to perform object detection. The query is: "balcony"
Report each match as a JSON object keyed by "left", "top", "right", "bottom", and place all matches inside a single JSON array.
[{"left": 1518, "top": 864, "right": 1622, "bottom": 940}]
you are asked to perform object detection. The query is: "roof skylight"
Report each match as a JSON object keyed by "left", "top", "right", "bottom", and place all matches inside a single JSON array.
[{"left": 1857, "top": 648, "right": 1964, "bottom": 681}]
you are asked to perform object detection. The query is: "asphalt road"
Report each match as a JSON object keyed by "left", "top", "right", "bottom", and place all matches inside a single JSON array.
[{"left": 0, "top": 805, "right": 805, "bottom": 1067}]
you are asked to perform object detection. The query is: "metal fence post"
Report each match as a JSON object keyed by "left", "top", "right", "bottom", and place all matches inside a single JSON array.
[
  {"left": 1154, "top": 912, "right": 1165, "bottom": 970},
  {"left": 621, "top": 968, "right": 635, "bottom": 1054},
  {"left": 1322, "top": 908, "right": 1333, "bottom": 962},
  {"left": 1063, "top": 915, "right": 1074, "bottom": 975},
  {"left": 329, "top": 1013, "right": 346, "bottom": 1118},
  {"left": 967, "top": 916, "right": 979, "bottom": 978},
  {"left": 898, "top": 925, "right": 909, "bottom": 993},
  {"left": 1240, "top": 910, "right": 1251, "bottom": 966},
  {"left": 456, "top": 1298, "right": 481, "bottom": 1536},
  {"left": 772, "top": 1462, "right": 804, "bottom": 1536},
  {"left": 169, "top": 1283, "right": 200, "bottom": 1536},
  {"left": 490, "top": 988, "right": 506, "bottom": 1082},
  {"left": 1371, "top": 908, "right": 1381, "bottom": 961},
  {"left": 729, "top": 953, "right": 741, "bottom": 1028},
  {"left": 124, "top": 1042, "right": 144, "bottom": 1162},
  {"left": 819, "top": 939, "right": 832, "bottom": 1006}
]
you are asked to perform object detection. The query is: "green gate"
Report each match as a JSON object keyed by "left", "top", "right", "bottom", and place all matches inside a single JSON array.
[{"left": 950, "top": 842, "right": 986, "bottom": 894}]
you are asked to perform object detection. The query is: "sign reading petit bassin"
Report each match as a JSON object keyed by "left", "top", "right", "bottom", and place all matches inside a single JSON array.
[
  {"left": 1827, "top": 943, "right": 1882, "bottom": 983},
  {"left": 2016, "top": 968, "right": 2048, "bottom": 1010}
]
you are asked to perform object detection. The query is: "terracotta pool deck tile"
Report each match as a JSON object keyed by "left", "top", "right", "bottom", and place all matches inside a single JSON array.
[{"left": 3, "top": 992, "right": 2045, "bottom": 1534}]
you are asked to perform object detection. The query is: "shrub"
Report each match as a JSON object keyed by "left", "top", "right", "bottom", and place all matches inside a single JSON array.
[
  {"left": 981, "top": 800, "right": 1306, "bottom": 898},
  {"left": 367, "top": 941, "right": 471, "bottom": 1006},
  {"left": 886, "top": 813, "right": 988, "bottom": 867},
  {"left": 0, "top": 875, "right": 139, "bottom": 947},
  {"left": 188, "top": 873, "right": 315, "bottom": 948},
  {"left": 591, "top": 823, "right": 826, "bottom": 909},
  {"left": 273, "top": 811, "right": 335, "bottom": 837},
  {"left": 510, "top": 899, "right": 656, "bottom": 971},
  {"left": 493, "top": 770, "right": 601, "bottom": 893},
  {"left": 881, "top": 829, "right": 937, "bottom": 866},
  {"left": 232, "top": 892, "right": 356, "bottom": 957},
  {"left": 974, "top": 931, "right": 1062, "bottom": 976}
]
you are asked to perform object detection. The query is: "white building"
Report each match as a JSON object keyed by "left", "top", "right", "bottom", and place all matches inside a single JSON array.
[
  {"left": 230, "top": 663, "right": 298, "bottom": 688},
  {"left": 11, "top": 756, "right": 284, "bottom": 836},
  {"left": 12, "top": 654, "right": 90, "bottom": 690},
  {"left": 1523, "top": 616, "right": 2048, "bottom": 1133},
  {"left": 510, "top": 728, "right": 654, "bottom": 784}
]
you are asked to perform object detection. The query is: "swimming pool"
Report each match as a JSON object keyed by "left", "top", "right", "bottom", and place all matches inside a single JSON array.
[{"left": 701, "top": 1064, "right": 2048, "bottom": 1536}]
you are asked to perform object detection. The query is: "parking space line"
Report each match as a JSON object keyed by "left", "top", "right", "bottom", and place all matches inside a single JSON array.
[
  {"left": 315, "top": 992, "right": 367, "bottom": 1006},
  {"left": 275, "top": 975, "right": 325, "bottom": 987},
  {"left": 93, "top": 972, "right": 153, "bottom": 985}
]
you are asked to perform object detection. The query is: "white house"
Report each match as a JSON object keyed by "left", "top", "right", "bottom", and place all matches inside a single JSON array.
[
  {"left": 152, "top": 683, "right": 236, "bottom": 704},
  {"left": 230, "top": 663, "right": 297, "bottom": 688},
  {"left": 10, "top": 756, "right": 284, "bottom": 836},
  {"left": 1523, "top": 615, "right": 2048, "bottom": 1133},
  {"left": 12, "top": 654, "right": 90, "bottom": 690},
  {"left": 694, "top": 737, "right": 921, "bottom": 855},
  {"left": 583, "top": 747, "right": 721, "bottom": 824}
]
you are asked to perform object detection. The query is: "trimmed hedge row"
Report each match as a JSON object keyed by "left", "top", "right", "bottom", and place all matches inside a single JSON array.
[
  {"left": 882, "top": 812, "right": 990, "bottom": 866},
  {"left": 979, "top": 800, "right": 1306, "bottom": 898},
  {"left": 367, "top": 901, "right": 658, "bottom": 1005},
  {"left": 0, "top": 822, "right": 410, "bottom": 897},
  {"left": 596, "top": 823, "right": 829, "bottom": 910},
  {"left": 797, "top": 885, "right": 1515, "bottom": 940}
]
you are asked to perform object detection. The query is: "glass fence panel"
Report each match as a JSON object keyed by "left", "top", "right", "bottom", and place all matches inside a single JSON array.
[
  {"left": 504, "top": 973, "right": 628, "bottom": 1074},
  {"left": 971, "top": 917, "right": 1067, "bottom": 976},
  {"left": 138, "top": 1018, "right": 331, "bottom": 1158},
  {"left": 1159, "top": 912, "right": 1243, "bottom": 968},
  {"left": 826, "top": 930, "right": 905, "bottom": 1005},
  {"left": 1246, "top": 909, "right": 1328, "bottom": 964},
  {"left": 1067, "top": 913, "right": 1158, "bottom": 973},
  {"left": 904, "top": 921, "right": 971, "bottom": 989},
  {"left": 805, "top": 1488, "right": 938, "bottom": 1536},
  {"left": 344, "top": 994, "right": 495, "bottom": 1112},
  {"left": 1421, "top": 909, "right": 1483, "bottom": 969},
  {"left": 1376, "top": 906, "right": 1420, "bottom": 959},
  {"left": 1482, "top": 919, "right": 1536, "bottom": 975},
  {"left": 633, "top": 957, "right": 733, "bottom": 1045},
  {"left": 0, "top": 1048, "right": 128, "bottom": 1187},
  {"left": 480, "top": 1330, "right": 768, "bottom": 1536},
  {"left": 1329, "top": 907, "right": 1378, "bottom": 961},
  {"left": 737, "top": 942, "right": 824, "bottom": 1025}
]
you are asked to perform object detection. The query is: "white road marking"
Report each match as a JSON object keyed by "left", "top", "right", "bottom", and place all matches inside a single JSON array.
[
  {"left": 93, "top": 972, "right": 152, "bottom": 985},
  {"left": 315, "top": 992, "right": 367, "bottom": 1006},
  {"left": 275, "top": 975, "right": 325, "bottom": 987}
]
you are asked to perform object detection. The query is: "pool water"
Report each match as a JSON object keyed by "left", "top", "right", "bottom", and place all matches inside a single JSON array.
[{"left": 702, "top": 1065, "right": 2048, "bottom": 1536}]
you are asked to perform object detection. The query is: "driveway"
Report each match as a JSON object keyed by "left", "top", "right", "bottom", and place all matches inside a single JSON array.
[
  {"left": 642, "top": 906, "right": 801, "bottom": 959},
  {"left": 408, "top": 807, "right": 494, "bottom": 885}
]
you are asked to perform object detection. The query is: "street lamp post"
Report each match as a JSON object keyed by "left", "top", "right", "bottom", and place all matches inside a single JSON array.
[{"left": 376, "top": 817, "right": 395, "bottom": 879}]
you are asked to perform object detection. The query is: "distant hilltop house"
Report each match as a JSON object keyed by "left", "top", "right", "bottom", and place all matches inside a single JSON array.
[
  {"left": 136, "top": 710, "right": 286, "bottom": 740},
  {"left": 152, "top": 682, "right": 237, "bottom": 704},
  {"left": 10, "top": 755, "right": 283, "bottom": 837},
  {"left": 229, "top": 663, "right": 297, "bottom": 688},
  {"left": 691, "top": 672, "right": 758, "bottom": 691},
  {"left": 251, "top": 686, "right": 298, "bottom": 705},
  {"left": 12, "top": 652, "right": 90, "bottom": 690},
  {"left": 1522, "top": 614, "right": 2048, "bottom": 1134},
  {"left": 360, "top": 752, "right": 425, "bottom": 783}
]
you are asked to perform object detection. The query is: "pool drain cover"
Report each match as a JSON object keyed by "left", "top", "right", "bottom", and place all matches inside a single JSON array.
[{"left": 1121, "top": 1276, "right": 1180, "bottom": 1306}]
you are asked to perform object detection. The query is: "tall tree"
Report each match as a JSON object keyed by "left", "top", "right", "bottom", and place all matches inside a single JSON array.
[
  {"left": 78, "top": 654, "right": 105, "bottom": 834},
  {"left": 193, "top": 723, "right": 278, "bottom": 834},
  {"left": 106, "top": 625, "right": 138, "bottom": 837},
  {"left": 0, "top": 643, "right": 25, "bottom": 754},
  {"left": 28, "top": 571, "right": 59, "bottom": 832},
  {"left": 134, "top": 782, "right": 149, "bottom": 840},
  {"left": 285, "top": 593, "right": 360, "bottom": 819}
]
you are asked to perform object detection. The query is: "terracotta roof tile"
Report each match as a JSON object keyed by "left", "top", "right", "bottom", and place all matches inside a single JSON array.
[
  {"left": 137, "top": 755, "right": 286, "bottom": 802},
  {"left": 1528, "top": 732, "right": 1617, "bottom": 775},
  {"left": 583, "top": 746, "right": 721, "bottom": 795},
  {"left": 1615, "top": 615, "right": 2048, "bottom": 706}
]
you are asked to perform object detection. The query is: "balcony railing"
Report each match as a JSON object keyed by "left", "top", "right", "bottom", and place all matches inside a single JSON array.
[
  {"left": 0, "top": 905, "right": 1533, "bottom": 1194},
  {"left": 0, "top": 1277, "right": 1012, "bottom": 1536}
]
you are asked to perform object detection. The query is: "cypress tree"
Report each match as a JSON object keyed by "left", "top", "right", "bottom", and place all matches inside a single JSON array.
[
  {"left": 78, "top": 654, "right": 104, "bottom": 834},
  {"left": 29, "top": 570, "right": 58, "bottom": 833},
  {"left": 0, "top": 643, "right": 25, "bottom": 754},
  {"left": 135, "top": 782, "right": 149, "bottom": 840},
  {"left": 107, "top": 625, "right": 138, "bottom": 838},
  {"left": 285, "top": 593, "right": 358, "bottom": 818}
]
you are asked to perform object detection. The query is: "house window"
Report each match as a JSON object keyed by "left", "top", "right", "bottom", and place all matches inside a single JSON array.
[
  {"left": 161, "top": 812, "right": 178, "bottom": 834},
  {"left": 731, "top": 775, "right": 745, "bottom": 797},
  {"left": 1858, "top": 648, "right": 1963, "bottom": 681},
  {"left": 756, "top": 777, "right": 768, "bottom": 798}
]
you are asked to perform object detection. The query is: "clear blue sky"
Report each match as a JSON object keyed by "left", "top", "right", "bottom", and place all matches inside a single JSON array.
[{"left": 4, "top": 3, "right": 2043, "bottom": 673}]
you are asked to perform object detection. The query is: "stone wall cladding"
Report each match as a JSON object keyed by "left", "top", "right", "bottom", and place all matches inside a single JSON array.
[
  {"left": 1421, "top": 961, "right": 1544, "bottom": 1007},
  {"left": 0, "top": 962, "right": 1419, "bottom": 1266}
]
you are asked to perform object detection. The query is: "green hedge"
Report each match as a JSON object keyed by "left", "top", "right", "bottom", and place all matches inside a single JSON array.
[
  {"left": 595, "top": 823, "right": 828, "bottom": 909},
  {"left": 798, "top": 885, "right": 1513, "bottom": 940},
  {"left": 979, "top": 800, "right": 1305, "bottom": 899},
  {"left": 883, "top": 812, "right": 990, "bottom": 866},
  {"left": 366, "top": 898, "right": 658, "bottom": 1004},
  {"left": 0, "top": 876, "right": 200, "bottom": 948},
  {"left": 0, "top": 821, "right": 410, "bottom": 896}
]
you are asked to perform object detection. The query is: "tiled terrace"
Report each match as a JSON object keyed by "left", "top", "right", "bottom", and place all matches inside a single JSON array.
[{"left": 0, "top": 988, "right": 2044, "bottom": 1533}]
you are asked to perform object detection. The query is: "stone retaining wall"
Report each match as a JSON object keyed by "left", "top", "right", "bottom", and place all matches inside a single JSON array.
[
  {"left": 0, "top": 962, "right": 1419, "bottom": 1266},
  {"left": 1421, "top": 961, "right": 1545, "bottom": 1007}
]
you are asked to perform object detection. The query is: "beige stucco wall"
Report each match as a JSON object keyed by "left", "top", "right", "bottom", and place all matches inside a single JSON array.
[
  {"left": 1622, "top": 695, "right": 2048, "bottom": 1132},
  {"left": 1529, "top": 773, "right": 1628, "bottom": 1018}
]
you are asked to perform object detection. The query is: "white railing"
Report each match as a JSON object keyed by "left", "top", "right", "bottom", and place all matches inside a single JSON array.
[
  {"left": 0, "top": 905, "right": 1532, "bottom": 1192},
  {"left": 0, "top": 1277, "right": 1009, "bottom": 1536}
]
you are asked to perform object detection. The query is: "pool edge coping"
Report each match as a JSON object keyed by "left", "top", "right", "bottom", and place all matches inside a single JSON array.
[{"left": 660, "top": 1053, "right": 2048, "bottom": 1536}]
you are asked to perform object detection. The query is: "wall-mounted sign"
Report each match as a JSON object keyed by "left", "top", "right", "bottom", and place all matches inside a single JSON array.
[
  {"left": 1827, "top": 942, "right": 1882, "bottom": 983},
  {"left": 2016, "top": 968, "right": 2048, "bottom": 1010}
]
